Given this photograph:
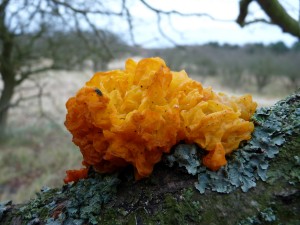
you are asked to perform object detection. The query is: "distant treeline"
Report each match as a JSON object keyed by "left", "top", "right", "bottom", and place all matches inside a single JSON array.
[
  {"left": 133, "top": 41, "right": 300, "bottom": 94},
  {"left": 14, "top": 28, "right": 299, "bottom": 94}
]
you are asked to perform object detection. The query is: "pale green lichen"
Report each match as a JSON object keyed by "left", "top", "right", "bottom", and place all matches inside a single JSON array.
[
  {"left": 16, "top": 173, "right": 120, "bottom": 224},
  {"left": 238, "top": 207, "right": 277, "bottom": 225},
  {"left": 166, "top": 144, "right": 201, "bottom": 175},
  {"left": 166, "top": 91, "right": 300, "bottom": 194}
]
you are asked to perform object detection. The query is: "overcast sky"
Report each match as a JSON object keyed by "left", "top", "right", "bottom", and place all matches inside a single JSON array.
[{"left": 105, "top": 0, "right": 299, "bottom": 47}]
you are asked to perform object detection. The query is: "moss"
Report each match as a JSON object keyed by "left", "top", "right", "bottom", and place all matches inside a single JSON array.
[
  {"left": 98, "top": 208, "right": 123, "bottom": 225},
  {"left": 97, "top": 188, "right": 202, "bottom": 225},
  {"left": 2, "top": 174, "right": 120, "bottom": 224},
  {"left": 152, "top": 190, "right": 202, "bottom": 224},
  {"left": 267, "top": 136, "right": 300, "bottom": 185},
  {"left": 237, "top": 136, "right": 300, "bottom": 225}
]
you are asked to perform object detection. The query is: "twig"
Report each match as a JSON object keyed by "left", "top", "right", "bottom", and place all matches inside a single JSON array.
[
  {"left": 139, "top": 0, "right": 229, "bottom": 21},
  {"left": 50, "top": 0, "right": 122, "bottom": 16},
  {"left": 122, "top": 0, "right": 136, "bottom": 45}
]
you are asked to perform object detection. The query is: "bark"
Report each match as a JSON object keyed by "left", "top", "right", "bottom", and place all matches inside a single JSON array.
[
  {"left": 0, "top": 0, "right": 16, "bottom": 137},
  {"left": 256, "top": 0, "right": 300, "bottom": 38},
  {"left": 0, "top": 76, "right": 15, "bottom": 136},
  {"left": 1, "top": 91, "right": 299, "bottom": 225},
  {"left": 237, "top": 0, "right": 300, "bottom": 39},
  {"left": 0, "top": 60, "right": 15, "bottom": 137}
]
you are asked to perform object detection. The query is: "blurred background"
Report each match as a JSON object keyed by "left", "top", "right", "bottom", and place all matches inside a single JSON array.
[{"left": 0, "top": 0, "right": 299, "bottom": 203}]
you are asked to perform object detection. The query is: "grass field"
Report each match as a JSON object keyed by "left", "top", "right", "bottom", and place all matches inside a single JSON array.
[
  {"left": 0, "top": 68, "right": 290, "bottom": 203},
  {"left": 0, "top": 123, "right": 82, "bottom": 203}
]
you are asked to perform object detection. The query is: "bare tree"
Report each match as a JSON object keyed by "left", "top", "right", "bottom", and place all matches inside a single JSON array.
[
  {"left": 249, "top": 52, "right": 278, "bottom": 93},
  {"left": 279, "top": 52, "right": 300, "bottom": 90},
  {"left": 0, "top": 0, "right": 127, "bottom": 137},
  {"left": 0, "top": 0, "right": 299, "bottom": 138}
]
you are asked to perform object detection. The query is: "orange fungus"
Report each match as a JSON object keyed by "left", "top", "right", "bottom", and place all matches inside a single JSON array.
[
  {"left": 64, "top": 57, "right": 257, "bottom": 182},
  {"left": 64, "top": 168, "right": 89, "bottom": 184}
]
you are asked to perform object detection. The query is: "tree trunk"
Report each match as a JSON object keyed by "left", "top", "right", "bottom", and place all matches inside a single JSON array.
[
  {"left": 0, "top": 59, "right": 15, "bottom": 138},
  {"left": 0, "top": 1, "right": 16, "bottom": 138},
  {"left": 0, "top": 75, "right": 15, "bottom": 137},
  {"left": 1, "top": 91, "right": 299, "bottom": 225}
]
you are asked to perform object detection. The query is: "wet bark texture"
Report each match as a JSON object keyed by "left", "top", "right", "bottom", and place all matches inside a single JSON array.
[{"left": 1, "top": 91, "right": 299, "bottom": 225}]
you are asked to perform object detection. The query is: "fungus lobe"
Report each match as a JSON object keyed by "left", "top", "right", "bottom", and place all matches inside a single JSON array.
[{"left": 64, "top": 57, "right": 257, "bottom": 183}]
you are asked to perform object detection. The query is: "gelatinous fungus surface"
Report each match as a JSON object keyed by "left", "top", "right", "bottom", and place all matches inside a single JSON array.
[{"left": 64, "top": 57, "right": 257, "bottom": 182}]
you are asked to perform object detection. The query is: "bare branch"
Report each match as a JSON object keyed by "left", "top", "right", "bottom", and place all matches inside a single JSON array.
[
  {"left": 74, "top": 14, "right": 94, "bottom": 52},
  {"left": 81, "top": 13, "right": 114, "bottom": 59},
  {"left": 241, "top": 18, "right": 272, "bottom": 26},
  {"left": 50, "top": 0, "right": 122, "bottom": 16},
  {"left": 166, "top": 14, "right": 184, "bottom": 39},
  {"left": 122, "top": 0, "right": 136, "bottom": 45},
  {"left": 237, "top": 0, "right": 300, "bottom": 39},
  {"left": 0, "top": 78, "right": 46, "bottom": 112},
  {"left": 139, "top": 0, "right": 232, "bottom": 46},
  {"left": 9, "top": 92, "right": 45, "bottom": 109},
  {"left": 14, "top": 77, "right": 64, "bottom": 129},
  {"left": 156, "top": 13, "right": 181, "bottom": 47},
  {"left": 257, "top": 0, "right": 300, "bottom": 38},
  {"left": 34, "top": 79, "right": 63, "bottom": 128},
  {"left": 236, "top": 0, "right": 253, "bottom": 27},
  {"left": 139, "top": 0, "right": 230, "bottom": 22},
  {"left": 16, "top": 65, "right": 55, "bottom": 85}
]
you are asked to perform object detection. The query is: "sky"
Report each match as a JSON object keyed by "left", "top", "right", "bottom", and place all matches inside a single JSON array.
[{"left": 106, "top": 0, "right": 300, "bottom": 48}]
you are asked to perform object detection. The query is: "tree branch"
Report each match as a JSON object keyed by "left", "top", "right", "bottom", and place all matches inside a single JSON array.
[
  {"left": 0, "top": 78, "right": 46, "bottom": 112},
  {"left": 1, "top": 92, "right": 300, "bottom": 224},
  {"left": 241, "top": 18, "right": 272, "bottom": 26},
  {"left": 81, "top": 13, "right": 115, "bottom": 59},
  {"left": 50, "top": 0, "right": 122, "bottom": 16},
  {"left": 139, "top": 0, "right": 225, "bottom": 21},
  {"left": 122, "top": 0, "right": 136, "bottom": 45},
  {"left": 236, "top": 0, "right": 253, "bottom": 26},
  {"left": 156, "top": 13, "right": 181, "bottom": 47},
  {"left": 16, "top": 65, "right": 55, "bottom": 85},
  {"left": 256, "top": 0, "right": 300, "bottom": 38},
  {"left": 237, "top": 0, "right": 300, "bottom": 39},
  {"left": 139, "top": 0, "right": 232, "bottom": 46}
]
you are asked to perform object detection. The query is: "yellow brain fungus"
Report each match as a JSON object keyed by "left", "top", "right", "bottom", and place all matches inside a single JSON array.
[{"left": 64, "top": 57, "right": 257, "bottom": 183}]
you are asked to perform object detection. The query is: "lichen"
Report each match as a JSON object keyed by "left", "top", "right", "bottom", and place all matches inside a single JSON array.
[
  {"left": 166, "top": 144, "right": 201, "bottom": 175},
  {"left": 238, "top": 207, "right": 277, "bottom": 225},
  {"left": 0, "top": 201, "right": 12, "bottom": 222},
  {"left": 166, "top": 91, "right": 300, "bottom": 193},
  {"left": 2, "top": 92, "right": 299, "bottom": 224},
  {"left": 14, "top": 173, "right": 120, "bottom": 224}
]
